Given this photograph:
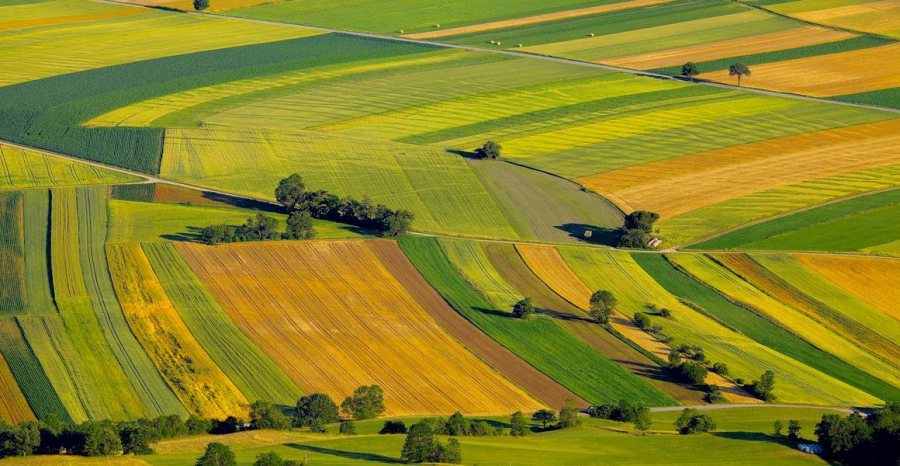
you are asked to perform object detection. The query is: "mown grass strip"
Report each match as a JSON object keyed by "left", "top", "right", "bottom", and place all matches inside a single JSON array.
[
  {"left": 0, "top": 192, "right": 27, "bottom": 314},
  {"left": 634, "top": 253, "right": 900, "bottom": 402},
  {"left": 0, "top": 319, "right": 70, "bottom": 422},
  {"left": 22, "top": 190, "right": 56, "bottom": 314},
  {"left": 143, "top": 242, "right": 303, "bottom": 406},
  {"left": 399, "top": 236, "right": 676, "bottom": 406}
]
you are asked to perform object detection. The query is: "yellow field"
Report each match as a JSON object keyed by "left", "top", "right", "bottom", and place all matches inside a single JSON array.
[
  {"left": 671, "top": 253, "right": 900, "bottom": 391},
  {"left": 578, "top": 119, "right": 900, "bottom": 217},
  {"left": 403, "top": 0, "right": 675, "bottom": 39},
  {"left": 176, "top": 240, "right": 542, "bottom": 416},
  {"left": 793, "top": 255, "right": 900, "bottom": 322},
  {"left": 106, "top": 243, "right": 248, "bottom": 419},
  {"left": 0, "top": 351, "right": 34, "bottom": 424},
  {"left": 606, "top": 26, "right": 854, "bottom": 70},
  {"left": 111, "top": 0, "right": 282, "bottom": 12},
  {"left": 781, "top": 0, "right": 900, "bottom": 39},
  {"left": 0, "top": 6, "right": 141, "bottom": 32},
  {"left": 515, "top": 245, "right": 760, "bottom": 403},
  {"left": 0, "top": 144, "right": 136, "bottom": 190},
  {"left": 703, "top": 43, "right": 900, "bottom": 96}
]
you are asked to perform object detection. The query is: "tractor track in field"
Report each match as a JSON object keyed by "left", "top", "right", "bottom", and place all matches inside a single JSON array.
[{"left": 94, "top": 0, "right": 900, "bottom": 115}]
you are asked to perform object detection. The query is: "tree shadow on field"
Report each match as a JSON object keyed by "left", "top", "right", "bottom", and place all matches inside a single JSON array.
[
  {"left": 200, "top": 191, "right": 283, "bottom": 213},
  {"left": 448, "top": 149, "right": 480, "bottom": 160},
  {"left": 555, "top": 223, "right": 620, "bottom": 246},
  {"left": 712, "top": 431, "right": 796, "bottom": 447},
  {"left": 286, "top": 444, "right": 404, "bottom": 464},
  {"left": 473, "top": 306, "right": 513, "bottom": 319},
  {"left": 161, "top": 226, "right": 205, "bottom": 242}
]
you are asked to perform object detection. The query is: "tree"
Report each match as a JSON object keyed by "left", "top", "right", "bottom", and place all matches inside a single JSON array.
[
  {"left": 475, "top": 140, "right": 502, "bottom": 159},
  {"left": 774, "top": 420, "right": 783, "bottom": 436},
  {"left": 254, "top": 452, "right": 285, "bottom": 466},
  {"left": 192, "top": 0, "right": 209, "bottom": 10},
  {"left": 294, "top": 393, "right": 339, "bottom": 430},
  {"left": 678, "top": 361, "right": 708, "bottom": 385},
  {"left": 339, "top": 421, "right": 357, "bottom": 435},
  {"left": 674, "top": 409, "right": 717, "bottom": 435},
  {"left": 531, "top": 409, "right": 557, "bottom": 429},
  {"left": 440, "top": 438, "right": 462, "bottom": 464},
  {"left": 379, "top": 209, "right": 414, "bottom": 237},
  {"left": 211, "top": 417, "right": 241, "bottom": 435},
  {"left": 667, "top": 349, "right": 682, "bottom": 366},
  {"left": 400, "top": 421, "right": 437, "bottom": 463},
  {"left": 284, "top": 210, "right": 316, "bottom": 240},
  {"left": 446, "top": 412, "right": 469, "bottom": 436},
  {"left": 624, "top": 211, "right": 659, "bottom": 232},
  {"left": 589, "top": 290, "right": 617, "bottom": 323},
  {"left": 634, "top": 409, "right": 652, "bottom": 435},
  {"left": 242, "top": 214, "right": 279, "bottom": 241},
  {"left": 711, "top": 362, "right": 729, "bottom": 376},
  {"left": 788, "top": 420, "right": 802, "bottom": 440},
  {"left": 633, "top": 312, "right": 651, "bottom": 330},
  {"left": 37, "top": 414, "right": 66, "bottom": 455},
  {"left": 618, "top": 228, "right": 649, "bottom": 248},
  {"left": 512, "top": 297, "right": 534, "bottom": 319},
  {"left": 196, "top": 442, "right": 236, "bottom": 466},
  {"left": 186, "top": 415, "right": 213, "bottom": 436},
  {"left": 341, "top": 385, "right": 385, "bottom": 420},
  {"left": 557, "top": 400, "right": 582, "bottom": 429},
  {"left": 0, "top": 421, "right": 39, "bottom": 457},
  {"left": 379, "top": 420, "right": 408, "bottom": 434},
  {"left": 250, "top": 401, "right": 291, "bottom": 431},
  {"left": 681, "top": 62, "right": 699, "bottom": 81},
  {"left": 751, "top": 370, "right": 776, "bottom": 401},
  {"left": 509, "top": 412, "right": 529, "bottom": 437},
  {"left": 275, "top": 173, "right": 305, "bottom": 210},
  {"left": 67, "top": 421, "right": 122, "bottom": 457},
  {"left": 120, "top": 425, "right": 158, "bottom": 455},
  {"left": 728, "top": 63, "right": 751, "bottom": 87}
]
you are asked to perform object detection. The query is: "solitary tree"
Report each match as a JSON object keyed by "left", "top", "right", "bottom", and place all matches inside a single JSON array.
[
  {"left": 196, "top": 442, "right": 236, "bottom": 466},
  {"left": 294, "top": 393, "right": 339, "bottom": 430},
  {"left": 675, "top": 409, "right": 717, "bottom": 435},
  {"left": 634, "top": 409, "right": 652, "bottom": 435},
  {"left": 509, "top": 412, "right": 529, "bottom": 436},
  {"left": 751, "top": 370, "right": 776, "bottom": 401},
  {"left": 787, "top": 420, "right": 802, "bottom": 440},
  {"left": 532, "top": 409, "right": 557, "bottom": 429},
  {"left": 475, "top": 140, "right": 502, "bottom": 159},
  {"left": 774, "top": 420, "right": 783, "bottom": 436},
  {"left": 728, "top": 63, "right": 751, "bottom": 87},
  {"left": 512, "top": 297, "right": 534, "bottom": 319},
  {"left": 589, "top": 290, "right": 617, "bottom": 323},
  {"left": 556, "top": 400, "right": 582, "bottom": 429},
  {"left": 193, "top": 0, "right": 209, "bottom": 11},
  {"left": 681, "top": 62, "right": 699, "bottom": 82},
  {"left": 341, "top": 385, "right": 385, "bottom": 420}
]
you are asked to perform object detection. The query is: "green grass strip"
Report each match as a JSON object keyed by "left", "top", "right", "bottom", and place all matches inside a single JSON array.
[
  {"left": 143, "top": 242, "right": 303, "bottom": 406},
  {"left": 399, "top": 236, "right": 676, "bottom": 406},
  {"left": 633, "top": 253, "right": 900, "bottom": 402},
  {"left": 0, "top": 319, "right": 71, "bottom": 422},
  {"left": 690, "top": 188, "right": 900, "bottom": 250},
  {"left": 651, "top": 36, "right": 891, "bottom": 76},
  {"left": 831, "top": 88, "right": 900, "bottom": 111},
  {"left": 22, "top": 190, "right": 56, "bottom": 314}
]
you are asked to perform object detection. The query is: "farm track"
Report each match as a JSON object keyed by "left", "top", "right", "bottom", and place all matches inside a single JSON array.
[{"left": 93, "top": 0, "right": 900, "bottom": 115}]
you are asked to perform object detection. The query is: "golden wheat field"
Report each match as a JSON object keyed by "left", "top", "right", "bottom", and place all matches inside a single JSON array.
[
  {"left": 794, "top": 255, "right": 900, "bottom": 322},
  {"left": 175, "top": 240, "right": 542, "bottom": 416},
  {"left": 106, "top": 243, "right": 248, "bottom": 419}
]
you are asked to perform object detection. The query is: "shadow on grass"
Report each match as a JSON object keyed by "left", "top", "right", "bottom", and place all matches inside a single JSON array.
[
  {"left": 161, "top": 226, "right": 204, "bottom": 242},
  {"left": 555, "top": 223, "right": 620, "bottom": 246},
  {"left": 712, "top": 431, "right": 797, "bottom": 447},
  {"left": 286, "top": 443, "right": 403, "bottom": 464}
]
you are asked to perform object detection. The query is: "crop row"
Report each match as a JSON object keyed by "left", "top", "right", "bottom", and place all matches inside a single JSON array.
[{"left": 0, "top": 192, "right": 26, "bottom": 314}]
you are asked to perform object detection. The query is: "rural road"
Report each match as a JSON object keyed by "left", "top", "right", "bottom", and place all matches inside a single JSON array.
[{"left": 95, "top": 0, "right": 900, "bottom": 115}]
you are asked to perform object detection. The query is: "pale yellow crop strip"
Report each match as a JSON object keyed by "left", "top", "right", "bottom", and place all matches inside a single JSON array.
[
  {"left": 402, "top": 0, "right": 675, "bottom": 39},
  {"left": 794, "top": 255, "right": 900, "bottom": 323}
]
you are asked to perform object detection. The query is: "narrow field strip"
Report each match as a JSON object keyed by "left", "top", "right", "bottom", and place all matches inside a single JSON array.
[
  {"left": 796, "top": 255, "right": 900, "bottom": 321},
  {"left": 605, "top": 26, "right": 855, "bottom": 70},
  {"left": 75, "top": 186, "right": 186, "bottom": 418},
  {"left": 775, "top": 0, "right": 900, "bottom": 38},
  {"left": 0, "top": 350, "right": 34, "bottom": 424},
  {"left": 0, "top": 144, "right": 137, "bottom": 189},
  {"left": 635, "top": 253, "right": 900, "bottom": 402},
  {"left": 368, "top": 240, "right": 579, "bottom": 408},
  {"left": 107, "top": 242, "right": 249, "bottom": 419},
  {"left": 22, "top": 190, "right": 55, "bottom": 314},
  {"left": 176, "top": 240, "right": 541, "bottom": 416},
  {"left": 143, "top": 242, "right": 303, "bottom": 406},
  {"left": 403, "top": 0, "right": 675, "bottom": 39},
  {"left": 0, "top": 192, "right": 27, "bottom": 314},
  {"left": 0, "top": 319, "right": 70, "bottom": 422}
]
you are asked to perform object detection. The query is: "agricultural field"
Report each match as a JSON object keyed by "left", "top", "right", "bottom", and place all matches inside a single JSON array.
[
  {"left": 0, "top": 319, "right": 70, "bottom": 422},
  {"left": 759, "top": 0, "right": 900, "bottom": 39},
  {"left": 0, "top": 192, "right": 25, "bottom": 314},
  {"left": 176, "top": 240, "right": 542, "bottom": 416},
  {"left": 0, "top": 144, "right": 137, "bottom": 190}
]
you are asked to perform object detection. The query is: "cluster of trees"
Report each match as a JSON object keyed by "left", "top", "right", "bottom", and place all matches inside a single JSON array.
[
  {"left": 276, "top": 174, "right": 414, "bottom": 237},
  {"left": 587, "top": 399, "right": 652, "bottom": 434},
  {"left": 814, "top": 403, "right": 899, "bottom": 465},
  {"left": 617, "top": 211, "right": 659, "bottom": 248},
  {"left": 666, "top": 344, "right": 734, "bottom": 403},
  {"left": 529, "top": 401, "right": 582, "bottom": 431},
  {"left": 400, "top": 421, "right": 462, "bottom": 464},
  {"left": 293, "top": 385, "right": 385, "bottom": 433},
  {"left": 474, "top": 140, "right": 501, "bottom": 159},
  {"left": 773, "top": 419, "right": 803, "bottom": 439},
  {"left": 680, "top": 61, "right": 751, "bottom": 87},
  {"left": 200, "top": 213, "right": 290, "bottom": 245},
  {"left": 746, "top": 370, "right": 777, "bottom": 402},
  {"left": 674, "top": 409, "right": 717, "bottom": 434},
  {"left": 196, "top": 443, "right": 304, "bottom": 466}
]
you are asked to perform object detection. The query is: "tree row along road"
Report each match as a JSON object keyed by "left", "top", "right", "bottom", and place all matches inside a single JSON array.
[{"left": 94, "top": 0, "right": 900, "bottom": 115}]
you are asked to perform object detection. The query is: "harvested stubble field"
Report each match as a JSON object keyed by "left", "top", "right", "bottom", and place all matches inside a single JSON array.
[
  {"left": 526, "top": 245, "right": 878, "bottom": 405},
  {"left": 635, "top": 253, "right": 900, "bottom": 402},
  {"left": 401, "top": 236, "right": 675, "bottom": 406},
  {"left": 795, "top": 255, "right": 900, "bottom": 321},
  {"left": 0, "top": 319, "right": 69, "bottom": 422},
  {"left": 668, "top": 254, "right": 900, "bottom": 394},
  {"left": 107, "top": 243, "right": 247, "bottom": 419},
  {"left": 142, "top": 242, "right": 303, "bottom": 406},
  {"left": 176, "top": 240, "right": 541, "bottom": 416}
]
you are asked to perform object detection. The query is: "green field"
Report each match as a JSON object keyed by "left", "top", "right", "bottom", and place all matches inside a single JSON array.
[
  {"left": 634, "top": 253, "right": 900, "bottom": 402},
  {"left": 0, "top": 192, "right": 26, "bottom": 314},
  {"left": 22, "top": 190, "right": 56, "bottom": 314},
  {"left": 0, "top": 319, "right": 70, "bottom": 422},
  {"left": 399, "top": 236, "right": 675, "bottom": 406},
  {"left": 143, "top": 242, "right": 303, "bottom": 406},
  {"left": 0, "top": 144, "right": 138, "bottom": 190}
]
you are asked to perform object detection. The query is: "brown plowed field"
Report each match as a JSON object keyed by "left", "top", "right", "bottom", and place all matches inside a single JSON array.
[{"left": 177, "top": 240, "right": 542, "bottom": 416}]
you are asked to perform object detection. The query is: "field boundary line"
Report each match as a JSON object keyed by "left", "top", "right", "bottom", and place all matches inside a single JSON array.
[{"left": 91, "top": 0, "right": 900, "bottom": 114}]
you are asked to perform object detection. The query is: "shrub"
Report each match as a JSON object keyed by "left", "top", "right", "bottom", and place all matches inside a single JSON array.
[
  {"left": 250, "top": 401, "right": 290, "bottom": 431},
  {"left": 678, "top": 361, "right": 708, "bottom": 385},
  {"left": 339, "top": 421, "right": 357, "bottom": 436},
  {"left": 379, "top": 420, "right": 408, "bottom": 435},
  {"left": 588, "top": 400, "right": 648, "bottom": 424},
  {"left": 211, "top": 417, "right": 242, "bottom": 435},
  {"left": 509, "top": 412, "right": 528, "bottom": 437},
  {"left": 196, "top": 442, "right": 236, "bottom": 466},
  {"left": 674, "top": 409, "right": 716, "bottom": 434},
  {"left": 400, "top": 421, "right": 461, "bottom": 464},
  {"left": 556, "top": 400, "right": 581, "bottom": 429},
  {"left": 633, "top": 312, "right": 651, "bottom": 330},
  {"left": 705, "top": 384, "right": 726, "bottom": 404},
  {"left": 475, "top": 141, "right": 501, "bottom": 159},
  {"left": 254, "top": 452, "right": 285, "bottom": 466},
  {"left": 787, "top": 420, "right": 802, "bottom": 440},
  {"left": 711, "top": 362, "right": 729, "bottom": 376},
  {"left": 512, "top": 297, "right": 534, "bottom": 319}
]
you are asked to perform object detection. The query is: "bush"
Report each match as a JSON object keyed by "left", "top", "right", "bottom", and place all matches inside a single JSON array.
[
  {"left": 617, "top": 228, "right": 649, "bottom": 248},
  {"left": 475, "top": 141, "right": 501, "bottom": 159},
  {"left": 588, "top": 400, "right": 648, "bottom": 423},
  {"left": 675, "top": 409, "right": 717, "bottom": 435},
  {"left": 400, "top": 421, "right": 461, "bottom": 464},
  {"left": 678, "top": 361, "right": 708, "bottom": 385},
  {"left": 211, "top": 417, "right": 242, "bottom": 435},
  {"left": 254, "top": 451, "right": 285, "bottom": 466},
  {"left": 748, "top": 370, "right": 776, "bottom": 402},
  {"left": 556, "top": 401, "right": 581, "bottom": 429},
  {"left": 250, "top": 401, "right": 290, "bottom": 431},
  {"left": 379, "top": 420, "right": 408, "bottom": 435},
  {"left": 512, "top": 297, "right": 534, "bottom": 319},
  {"left": 705, "top": 384, "right": 726, "bottom": 404},
  {"left": 711, "top": 362, "right": 729, "bottom": 376},
  {"left": 633, "top": 312, "right": 651, "bottom": 330},
  {"left": 658, "top": 308, "right": 672, "bottom": 319},
  {"left": 339, "top": 421, "right": 357, "bottom": 436}
]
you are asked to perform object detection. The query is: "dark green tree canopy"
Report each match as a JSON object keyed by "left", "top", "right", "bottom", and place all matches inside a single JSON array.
[
  {"left": 475, "top": 140, "right": 502, "bottom": 159},
  {"left": 341, "top": 385, "right": 386, "bottom": 420},
  {"left": 196, "top": 442, "right": 236, "bottom": 466},
  {"left": 681, "top": 62, "right": 700, "bottom": 81},
  {"left": 294, "top": 393, "right": 340, "bottom": 429},
  {"left": 512, "top": 297, "right": 535, "bottom": 319},
  {"left": 275, "top": 173, "right": 306, "bottom": 210}
]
